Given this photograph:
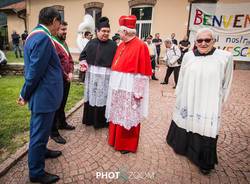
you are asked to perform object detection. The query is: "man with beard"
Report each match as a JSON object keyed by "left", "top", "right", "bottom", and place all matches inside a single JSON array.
[
  {"left": 50, "top": 21, "right": 75, "bottom": 144},
  {"left": 79, "top": 17, "right": 117, "bottom": 129}
]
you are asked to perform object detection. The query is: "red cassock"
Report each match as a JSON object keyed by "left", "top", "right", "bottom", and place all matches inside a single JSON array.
[
  {"left": 109, "top": 123, "right": 141, "bottom": 152},
  {"left": 108, "top": 37, "right": 152, "bottom": 152}
]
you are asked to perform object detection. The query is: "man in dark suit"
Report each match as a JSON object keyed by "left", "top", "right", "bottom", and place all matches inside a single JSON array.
[{"left": 18, "top": 7, "right": 63, "bottom": 184}]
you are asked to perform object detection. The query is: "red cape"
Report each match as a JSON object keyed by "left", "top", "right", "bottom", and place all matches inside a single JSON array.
[{"left": 111, "top": 37, "right": 152, "bottom": 76}]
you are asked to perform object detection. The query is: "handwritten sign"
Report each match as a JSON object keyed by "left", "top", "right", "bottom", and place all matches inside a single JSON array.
[{"left": 189, "top": 3, "right": 250, "bottom": 61}]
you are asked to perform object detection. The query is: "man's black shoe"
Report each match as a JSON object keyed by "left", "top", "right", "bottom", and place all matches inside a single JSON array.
[
  {"left": 120, "top": 150, "right": 130, "bottom": 154},
  {"left": 152, "top": 77, "right": 159, "bottom": 81},
  {"left": 160, "top": 82, "right": 168, "bottom": 85},
  {"left": 200, "top": 168, "right": 211, "bottom": 175},
  {"left": 59, "top": 123, "right": 75, "bottom": 130},
  {"left": 51, "top": 135, "right": 66, "bottom": 144},
  {"left": 30, "top": 171, "right": 60, "bottom": 183},
  {"left": 45, "top": 149, "right": 62, "bottom": 159}
]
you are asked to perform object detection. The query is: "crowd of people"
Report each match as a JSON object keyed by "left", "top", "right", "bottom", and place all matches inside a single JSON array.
[{"left": 17, "top": 6, "right": 233, "bottom": 184}]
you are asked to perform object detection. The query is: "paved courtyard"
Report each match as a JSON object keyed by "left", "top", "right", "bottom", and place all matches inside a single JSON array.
[{"left": 0, "top": 65, "right": 249, "bottom": 184}]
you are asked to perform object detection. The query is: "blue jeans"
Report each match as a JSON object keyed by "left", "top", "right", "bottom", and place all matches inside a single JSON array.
[
  {"left": 28, "top": 111, "right": 55, "bottom": 177},
  {"left": 13, "top": 44, "right": 22, "bottom": 58}
]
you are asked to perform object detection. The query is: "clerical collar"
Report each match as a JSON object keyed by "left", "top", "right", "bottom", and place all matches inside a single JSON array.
[{"left": 193, "top": 47, "right": 216, "bottom": 56}]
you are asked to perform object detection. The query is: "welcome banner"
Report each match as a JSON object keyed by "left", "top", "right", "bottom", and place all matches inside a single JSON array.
[{"left": 189, "top": 3, "right": 250, "bottom": 61}]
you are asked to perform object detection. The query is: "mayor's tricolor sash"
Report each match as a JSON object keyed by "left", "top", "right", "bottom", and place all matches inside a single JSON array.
[
  {"left": 51, "top": 36, "right": 70, "bottom": 57},
  {"left": 26, "top": 24, "right": 55, "bottom": 47}
]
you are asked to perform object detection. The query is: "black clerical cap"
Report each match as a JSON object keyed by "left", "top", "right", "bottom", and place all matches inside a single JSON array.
[{"left": 97, "top": 17, "right": 110, "bottom": 30}]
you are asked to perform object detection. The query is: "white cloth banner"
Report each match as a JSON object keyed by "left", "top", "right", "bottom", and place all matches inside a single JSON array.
[{"left": 189, "top": 3, "right": 250, "bottom": 61}]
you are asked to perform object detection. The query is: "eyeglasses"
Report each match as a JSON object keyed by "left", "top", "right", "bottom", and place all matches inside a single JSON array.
[{"left": 196, "top": 38, "right": 212, "bottom": 44}]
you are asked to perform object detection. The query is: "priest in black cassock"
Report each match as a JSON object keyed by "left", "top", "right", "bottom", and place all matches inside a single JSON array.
[{"left": 79, "top": 17, "right": 117, "bottom": 129}]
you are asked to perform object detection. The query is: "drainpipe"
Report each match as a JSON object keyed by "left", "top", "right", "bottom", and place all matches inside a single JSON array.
[
  {"left": 17, "top": 11, "right": 27, "bottom": 31},
  {"left": 13, "top": 9, "right": 27, "bottom": 31}
]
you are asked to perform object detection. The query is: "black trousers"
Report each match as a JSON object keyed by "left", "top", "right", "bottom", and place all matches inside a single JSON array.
[
  {"left": 163, "top": 66, "right": 180, "bottom": 86},
  {"left": 150, "top": 55, "right": 156, "bottom": 70},
  {"left": 51, "top": 79, "right": 70, "bottom": 137},
  {"left": 156, "top": 49, "right": 160, "bottom": 64}
]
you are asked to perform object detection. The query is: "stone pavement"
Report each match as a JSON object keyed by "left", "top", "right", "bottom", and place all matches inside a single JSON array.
[{"left": 0, "top": 65, "right": 249, "bottom": 184}]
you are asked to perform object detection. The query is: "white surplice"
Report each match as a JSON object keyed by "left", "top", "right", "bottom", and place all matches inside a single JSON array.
[
  {"left": 105, "top": 71, "right": 150, "bottom": 130},
  {"left": 173, "top": 49, "right": 233, "bottom": 138},
  {"left": 84, "top": 65, "right": 111, "bottom": 107}
]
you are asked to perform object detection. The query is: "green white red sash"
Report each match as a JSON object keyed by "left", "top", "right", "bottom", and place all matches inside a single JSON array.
[
  {"left": 51, "top": 36, "right": 70, "bottom": 57},
  {"left": 26, "top": 24, "right": 55, "bottom": 47}
]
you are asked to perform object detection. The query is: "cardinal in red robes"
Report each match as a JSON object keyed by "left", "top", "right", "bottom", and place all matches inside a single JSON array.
[{"left": 105, "top": 15, "right": 152, "bottom": 154}]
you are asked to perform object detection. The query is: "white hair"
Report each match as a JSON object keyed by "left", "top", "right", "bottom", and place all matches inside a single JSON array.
[
  {"left": 195, "top": 27, "right": 216, "bottom": 40},
  {"left": 164, "top": 38, "right": 172, "bottom": 44},
  {"left": 119, "top": 26, "right": 136, "bottom": 34}
]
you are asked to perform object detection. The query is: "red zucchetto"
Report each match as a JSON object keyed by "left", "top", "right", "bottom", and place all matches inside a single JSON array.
[{"left": 119, "top": 15, "right": 137, "bottom": 29}]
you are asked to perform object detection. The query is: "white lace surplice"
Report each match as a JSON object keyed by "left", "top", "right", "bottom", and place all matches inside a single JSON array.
[
  {"left": 84, "top": 65, "right": 111, "bottom": 107},
  {"left": 105, "top": 71, "right": 150, "bottom": 130},
  {"left": 173, "top": 49, "right": 233, "bottom": 138}
]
